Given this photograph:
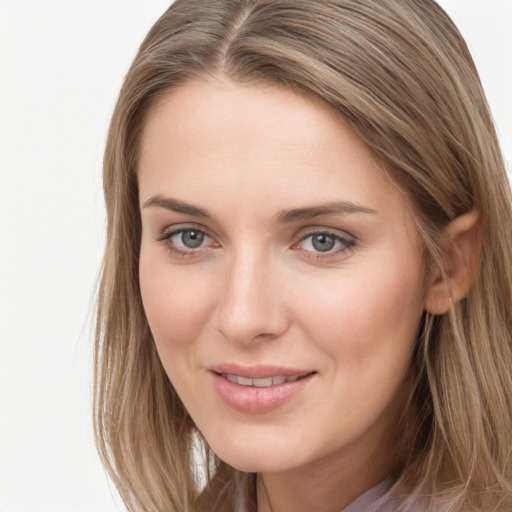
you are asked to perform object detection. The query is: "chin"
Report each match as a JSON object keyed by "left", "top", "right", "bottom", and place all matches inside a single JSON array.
[
  {"left": 217, "top": 450, "right": 297, "bottom": 474},
  {"left": 200, "top": 426, "right": 312, "bottom": 474}
]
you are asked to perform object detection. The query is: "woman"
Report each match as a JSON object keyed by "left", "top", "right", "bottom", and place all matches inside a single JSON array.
[{"left": 94, "top": 1, "right": 512, "bottom": 510}]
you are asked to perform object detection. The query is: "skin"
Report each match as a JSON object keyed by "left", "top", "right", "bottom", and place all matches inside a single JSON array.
[{"left": 138, "top": 77, "right": 429, "bottom": 511}]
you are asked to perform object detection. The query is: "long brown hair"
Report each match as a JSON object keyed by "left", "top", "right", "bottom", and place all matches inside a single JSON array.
[{"left": 94, "top": 1, "right": 512, "bottom": 510}]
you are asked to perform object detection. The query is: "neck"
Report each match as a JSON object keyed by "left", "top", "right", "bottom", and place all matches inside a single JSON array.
[{"left": 256, "top": 432, "right": 398, "bottom": 512}]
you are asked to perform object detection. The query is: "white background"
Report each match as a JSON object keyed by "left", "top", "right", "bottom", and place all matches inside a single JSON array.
[{"left": 0, "top": 1, "right": 510, "bottom": 511}]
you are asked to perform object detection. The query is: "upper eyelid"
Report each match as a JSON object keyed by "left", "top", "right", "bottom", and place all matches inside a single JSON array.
[
  {"left": 157, "top": 226, "right": 354, "bottom": 238},
  {"left": 157, "top": 223, "right": 214, "bottom": 240},
  {"left": 294, "top": 225, "right": 356, "bottom": 241},
  {"left": 296, "top": 232, "right": 355, "bottom": 249}
]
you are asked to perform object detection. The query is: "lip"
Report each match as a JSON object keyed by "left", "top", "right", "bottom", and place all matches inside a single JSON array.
[
  {"left": 208, "top": 364, "right": 316, "bottom": 414},
  {"left": 209, "top": 363, "right": 313, "bottom": 379}
]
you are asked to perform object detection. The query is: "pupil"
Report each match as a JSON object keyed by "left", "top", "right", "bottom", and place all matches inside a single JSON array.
[
  {"left": 182, "top": 230, "right": 204, "bottom": 248},
  {"left": 312, "top": 234, "right": 335, "bottom": 252}
]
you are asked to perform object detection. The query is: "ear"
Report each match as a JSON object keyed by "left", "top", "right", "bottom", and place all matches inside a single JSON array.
[{"left": 425, "top": 210, "right": 480, "bottom": 315}]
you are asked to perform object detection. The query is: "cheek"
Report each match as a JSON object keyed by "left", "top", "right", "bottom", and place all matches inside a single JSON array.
[
  {"left": 300, "top": 257, "right": 425, "bottom": 371},
  {"left": 139, "top": 255, "right": 213, "bottom": 351},
  {"left": 291, "top": 259, "right": 425, "bottom": 444}
]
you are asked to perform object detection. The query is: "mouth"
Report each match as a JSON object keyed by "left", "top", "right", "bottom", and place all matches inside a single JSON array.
[
  {"left": 208, "top": 365, "right": 316, "bottom": 414},
  {"left": 217, "top": 373, "right": 308, "bottom": 388}
]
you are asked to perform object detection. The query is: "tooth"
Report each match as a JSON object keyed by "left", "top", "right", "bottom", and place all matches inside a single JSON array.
[
  {"left": 237, "top": 376, "right": 254, "bottom": 386},
  {"left": 227, "top": 374, "right": 299, "bottom": 387},
  {"left": 253, "top": 377, "right": 273, "bottom": 387}
]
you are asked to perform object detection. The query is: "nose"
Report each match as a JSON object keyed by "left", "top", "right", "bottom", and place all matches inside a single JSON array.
[{"left": 211, "top": 249, "right": 290, "bottom": 346}]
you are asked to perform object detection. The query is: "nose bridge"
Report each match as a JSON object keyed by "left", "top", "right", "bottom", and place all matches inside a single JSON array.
[{"left": 213, "top": 245, "right": 287, "bottom": 344}]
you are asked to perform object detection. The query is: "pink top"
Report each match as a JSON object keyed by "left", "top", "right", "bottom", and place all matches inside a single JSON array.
[{"left": 341, "top": 478, "right": 424, "bottom": 512}]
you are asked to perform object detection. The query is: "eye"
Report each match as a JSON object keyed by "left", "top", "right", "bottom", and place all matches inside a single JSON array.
[
  {"left": 296, "top": 230, "right": 356, "bottom": 257},
  {"left": 172, "top": 229, "right": 208, "bottom": 249},
  {"left": 303, "top": 233, "right": 338, "bottom": 252},
  {"left": 157, "top": 226, "right": 218, "bottom": 255}
]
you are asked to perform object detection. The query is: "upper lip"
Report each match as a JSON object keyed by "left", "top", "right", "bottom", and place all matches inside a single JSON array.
[{"left": 208, "top": 363, "right": 315, "bottom": 379}]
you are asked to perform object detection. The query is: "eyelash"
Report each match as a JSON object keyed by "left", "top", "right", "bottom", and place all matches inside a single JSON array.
[
  {"left": 293, "top": 230, "right": 356, "bottom": 259},
  {"left": 156, "top": 225, "right": 217, "bottom": 257},
  {"left": 156, "top": 226, "right": 356, "bottom": 259}
]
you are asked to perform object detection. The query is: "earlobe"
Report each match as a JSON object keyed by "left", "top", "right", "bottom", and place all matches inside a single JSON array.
[{"left": 425, "top": 210, "right": 480, "bottom": 315}]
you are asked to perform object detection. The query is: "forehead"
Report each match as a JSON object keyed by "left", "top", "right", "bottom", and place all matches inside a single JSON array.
[
  {"left": 137, "top": 78, "right": 411, "bottom": 227},
  {"left": 140, "top": 78, "right": 348, "bottom": 166}
]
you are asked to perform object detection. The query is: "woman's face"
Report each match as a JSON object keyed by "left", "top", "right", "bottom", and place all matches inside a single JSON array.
[{"left": 138, "top": 78, "right": 426, "bottom": 477}]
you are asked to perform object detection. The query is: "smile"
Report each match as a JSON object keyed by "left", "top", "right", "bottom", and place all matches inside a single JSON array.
[
  {"left": 209, "top": 367, "right": 316, "bottom": 414},
  {"left": 222, "top": 374, "right": 301, "bottom": 387}
]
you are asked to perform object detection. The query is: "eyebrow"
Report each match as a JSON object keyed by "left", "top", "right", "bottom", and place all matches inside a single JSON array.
[
  {"left": 143, "top": 195, "right": 211, "bottom": 218},
  {"left": 142, "top": 195, "right": 376, "bottom": 222},
  {"left": 276, "top": 201, "right": 377, "bottom": 223}
]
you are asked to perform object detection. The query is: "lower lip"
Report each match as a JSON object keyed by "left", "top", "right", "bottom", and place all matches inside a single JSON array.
[{"left": 210, "top": 372, "right": 314, "bottom": 414}]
